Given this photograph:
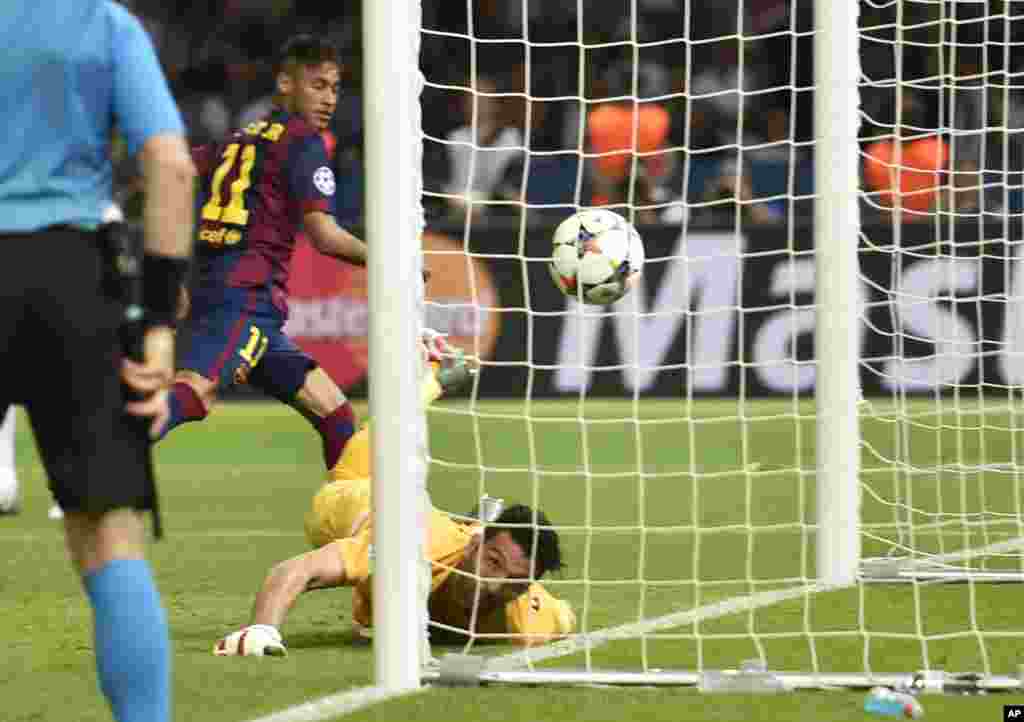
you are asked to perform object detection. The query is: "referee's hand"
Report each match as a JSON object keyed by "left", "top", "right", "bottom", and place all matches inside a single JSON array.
[{"left": 123, "top": 326, "right": 175, "bottom": 438}]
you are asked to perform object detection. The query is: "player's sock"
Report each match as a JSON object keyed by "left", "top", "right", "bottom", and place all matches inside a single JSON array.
[
  {"left": 157, "top": 382, "right": 207, "bottom": 440},
  {"left": 84, "top": 559, "right": 170, "bottom": 722},
  {"left": 317, "top": 402, "right": 356, "bottom": 470},
  {"left": 326, "top": 370, "right": 446, "bottom": 483},
  {"left": 329, "top": 422, "right": 371, "bottom": 482}
]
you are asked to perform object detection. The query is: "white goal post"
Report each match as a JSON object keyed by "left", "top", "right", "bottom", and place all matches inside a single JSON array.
[
  {"left": 361, "top": 0, "right": 1024, "bottom": 694},
  {"left": 363, "top": 0, "right": 428, "bottom": 693},
  {"left": 813, "top": 0, "right": 863, "bottom": 587}
]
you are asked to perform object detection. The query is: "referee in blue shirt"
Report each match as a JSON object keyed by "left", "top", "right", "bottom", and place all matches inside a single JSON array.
[{"left": 0, "top": 3, "right": 195, "bottom": 721}]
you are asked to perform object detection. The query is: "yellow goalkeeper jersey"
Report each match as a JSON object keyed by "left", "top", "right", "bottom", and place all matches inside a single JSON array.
[{"left": 313, "top": 478, "right": 574, "bottom": 646}]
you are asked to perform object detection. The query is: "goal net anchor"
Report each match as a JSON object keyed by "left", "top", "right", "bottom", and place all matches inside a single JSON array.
[
  {"left": 860, "top": 557, "right": 1024, "bottom": 584},
  {"left": 860, "top": 535, "right": 1024, "bottom": 583},
  {"left": 428, "top": 659, "right": 1023, "bottom": 694}
]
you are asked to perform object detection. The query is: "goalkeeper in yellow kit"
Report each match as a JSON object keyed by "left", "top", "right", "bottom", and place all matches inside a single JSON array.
[{"left": 214, "top": 335, "right": 576, "bottom": 655}]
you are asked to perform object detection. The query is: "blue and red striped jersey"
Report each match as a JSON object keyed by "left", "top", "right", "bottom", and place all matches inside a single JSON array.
[{"left": 191, "top": 108, "right": 336, "bottom": 312}]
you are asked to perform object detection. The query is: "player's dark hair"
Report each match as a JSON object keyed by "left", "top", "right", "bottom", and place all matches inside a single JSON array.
[
  {"left": 275, "top": 34, "right": 339, "bottom": 76},
  {"left": 485, "top": 504, "right": 563, "bottom": 578}
]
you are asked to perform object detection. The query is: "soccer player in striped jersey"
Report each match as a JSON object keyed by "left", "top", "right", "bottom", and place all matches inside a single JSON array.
[{"left": 157, "top": 35, "right": 369, "bottom": 482}]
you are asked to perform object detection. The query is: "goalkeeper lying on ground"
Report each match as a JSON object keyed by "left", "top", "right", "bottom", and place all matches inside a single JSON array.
[{"left": 215, "top": 336, "right": 576, "bottom": 655}]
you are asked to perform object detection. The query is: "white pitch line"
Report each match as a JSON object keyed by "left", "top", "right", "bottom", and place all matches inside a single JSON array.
[
  {"left": 246, "top": 536, "right": 1024, "bottom": 720},
  {"left": 244, "top": 585, "right": 832, "bottom": 722},
  {"left": 245, "top": 685, "right": 423, "bottom": 722},
  {"left": 488, "top": 582, "right": 831, "bottom": 672},
  {"left": 488, "top": 536, "right": 1024, "bottom": 672},
  {"left": 0, "top": 530, "right": 301, "bottom": 542}
]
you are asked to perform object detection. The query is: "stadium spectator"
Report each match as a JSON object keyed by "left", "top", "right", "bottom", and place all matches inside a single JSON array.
[
  {"left": 176, "top": 61, "right": 232, "bottom": 146},
  {"left": 689, "top": 41, "right": 757, "bottom": 135},
  {"left": 0, "top": 3, "right": 195, "bottom": 721},
  {"left": 939, "top": 159, "right": 1009, "bottom": 217},
  {"left": 942, "top": 160, "right": 984, "bottom": 215},
  {"left": 746, "top": 105, "right": 794, "bottom": 164},
  {"left": 863, "top": 136, "right": 950, "bottom": 221},
  {"left": 587, "top": 60, "right": 673, "bottom": 223},
  {"left": 947, "top": 52, "right": 988, "bottom": 170},
  {"left": 986, "top": 90, "right": 1024, "bottom": 178},
  {"left": 443, "top": 73, "right": 525, "bottom": 220},
  {"left": 699, "top": 156, "right": 786, "bottom": 226},
  {"left": 862, "top": 88, "right": 950, "bottom": 220}
]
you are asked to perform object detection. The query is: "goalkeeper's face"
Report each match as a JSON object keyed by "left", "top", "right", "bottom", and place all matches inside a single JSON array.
[
  {"left": 280, "top": 61, "right": 340, "bottom": 131},
  {"left": 469, "top": 532, "right": 533, "bottom": 605}
]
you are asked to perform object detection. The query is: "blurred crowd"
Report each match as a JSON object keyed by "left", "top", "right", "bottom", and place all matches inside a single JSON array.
[{"left": 120, "top": 0, "right": 1024, "bottom": 229}]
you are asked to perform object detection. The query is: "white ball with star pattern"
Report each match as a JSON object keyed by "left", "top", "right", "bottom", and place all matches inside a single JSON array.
[{"left": 548, "top": 209, "right": 645, "bottom": 305}]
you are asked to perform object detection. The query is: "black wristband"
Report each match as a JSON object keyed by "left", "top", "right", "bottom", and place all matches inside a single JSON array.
[{"left": 143, "top": 254, "right": 190, "bottom": 327}]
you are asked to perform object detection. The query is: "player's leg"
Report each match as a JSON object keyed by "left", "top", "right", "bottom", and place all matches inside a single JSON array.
[
  {"left": 249, "top": 339, "right": 358, "bottom": 473},
  {"left": 256, "top": 354, "right": 427, "bottom": 479},
  {"left": 295, "top": 366, "right": 360, "bottom": 471},
  {"left": 30, "top": 391, "right": 170, "bottom": 722},
  {"left": 156, "top": 290, "right": 267, "bottom": 440},
  {"left": 0, "top": 406, "right": 19, "bottom": 514},
  {"left": 249, "top": 322, "right": 477, "bottom": 477},
  {"left": 21, "top": 230, "right": 170, "bottom": 722},
  {"left": 324, "top": 330, "right": 478, "bottom": 482},
  {"left": 159, "top": 369, "right": 216, "bottom": 440},
  {"left": 63, "top": 509, "right": 168, "bottom": 722},
  {"left": 343, "top": 328, "right": 478, "bottom": 465}
]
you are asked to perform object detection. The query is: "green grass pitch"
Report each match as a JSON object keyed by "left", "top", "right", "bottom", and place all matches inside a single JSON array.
[{"left": 1, "top": 399, "right": 1021, "bottom": 721}]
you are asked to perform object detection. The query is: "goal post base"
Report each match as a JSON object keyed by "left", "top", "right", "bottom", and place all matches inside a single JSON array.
[
  {"left": 427, "top": 663, "right": 1023, "bottom": 694},
  {"left": 860, "top": 539, "right": 1024, "bottom": 583}
]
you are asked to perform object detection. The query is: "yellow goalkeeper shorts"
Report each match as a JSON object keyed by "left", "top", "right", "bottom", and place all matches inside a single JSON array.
[
  {"left": 330, "top": 424, "right": 372, "bottom": 482},
  {"left": 304, "top": 477, "right": 372, "bottom": 548}
]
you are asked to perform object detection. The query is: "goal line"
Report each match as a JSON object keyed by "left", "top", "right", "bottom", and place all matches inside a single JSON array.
[
  {"left": 435, "top": 535, "right": 1024, "bottom": 689},
  {"left": 243, "top": 534, "right": 1024, "bottom": 722}
]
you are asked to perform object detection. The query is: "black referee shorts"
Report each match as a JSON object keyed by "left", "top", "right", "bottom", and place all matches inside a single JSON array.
[{"left": 0, "top": 226, "right": 156, "bottom": 515}]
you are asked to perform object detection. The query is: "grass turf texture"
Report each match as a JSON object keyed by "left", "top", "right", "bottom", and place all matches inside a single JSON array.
[{"left": 1, "top": 399, "right": 1022, "bottom": 721}]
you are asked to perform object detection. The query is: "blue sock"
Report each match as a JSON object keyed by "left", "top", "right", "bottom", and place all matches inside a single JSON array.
[{"left": 85, "top": 559, "right": 171, "bottom": 722}]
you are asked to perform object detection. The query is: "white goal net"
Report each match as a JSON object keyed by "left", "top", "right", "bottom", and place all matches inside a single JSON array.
[{"left": 415, "top": 0, "right": 1024, "bottom": 689}]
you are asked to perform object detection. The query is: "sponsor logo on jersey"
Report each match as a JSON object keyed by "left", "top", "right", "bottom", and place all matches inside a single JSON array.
[
  {"left": 313, "top": 166, "right": 336, "bottom": 196},
  {"left": 198, "top": 226, "right": 242, "bottom": 247}
]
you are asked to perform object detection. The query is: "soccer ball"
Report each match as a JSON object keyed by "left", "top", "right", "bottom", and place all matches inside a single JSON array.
[{"left": 548, "top": 209, "right": 645, "bottom": 305}]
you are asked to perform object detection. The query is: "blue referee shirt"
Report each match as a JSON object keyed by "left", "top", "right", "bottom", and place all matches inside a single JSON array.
[{"left": 0, "top": 1, "right": 184, "bottom": 232}]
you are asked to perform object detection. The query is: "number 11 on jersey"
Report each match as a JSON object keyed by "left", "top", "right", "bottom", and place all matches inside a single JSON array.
[{"left": 202, "top": 143, "right": 256, "bottom": 226}]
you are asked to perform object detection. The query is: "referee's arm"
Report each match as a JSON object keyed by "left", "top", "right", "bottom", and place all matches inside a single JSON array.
[
  {"left": 123, "top": 135, "right": 195, "bottom": 433},
  {"left": 109, "top": 8, "right": 196, "bottom": 432},
  {"left": 139, "top": 134, "right": 195, "bottom": 259}
]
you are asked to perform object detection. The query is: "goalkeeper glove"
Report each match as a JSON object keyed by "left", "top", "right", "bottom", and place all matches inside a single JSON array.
[
  {"left": 422, "top": 328, "right": 478, "bottom": 394},
  {"left": 214, "top": 625, "right": 287, "bottom": 657}
]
